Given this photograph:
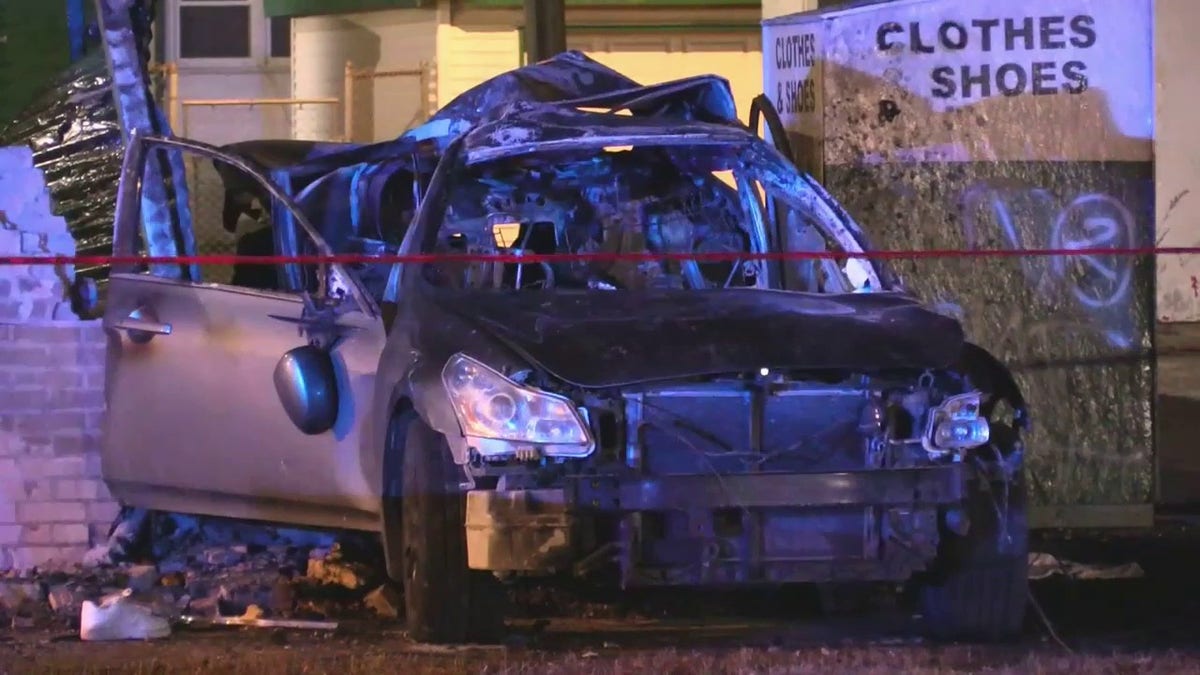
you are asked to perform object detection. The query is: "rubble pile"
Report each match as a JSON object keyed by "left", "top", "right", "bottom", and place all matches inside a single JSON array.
[{"left": 0, "top": 509, "right": 404, "bottom": 636}]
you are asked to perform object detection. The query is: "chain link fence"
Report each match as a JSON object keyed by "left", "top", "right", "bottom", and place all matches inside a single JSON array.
[
  {"left": 148, "top": 60, "right": 434, "bottom": 283},
  {"left": 183, "top": 154, "right": 238, "bottom": 285},
  {"left": 345, "top": 61, "right": 433, "bottom": 143}
]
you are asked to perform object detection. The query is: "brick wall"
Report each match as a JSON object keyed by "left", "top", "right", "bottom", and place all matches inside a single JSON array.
[{"left": 0, "top": 146, "right": 119, "bottom": 572}]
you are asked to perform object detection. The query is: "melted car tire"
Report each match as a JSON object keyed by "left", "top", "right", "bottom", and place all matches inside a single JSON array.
[
  {"left": 918, "top": 466, "right": 1029, "bottom": 642},
  {"left": 401, "top": 416, "right": 505, "bottom": 644}
]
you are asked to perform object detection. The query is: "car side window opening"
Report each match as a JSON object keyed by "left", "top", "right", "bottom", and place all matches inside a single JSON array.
[
  {"left": 138, "top": 142, "right": 413, "bottom": 309},
  {"left": 288, "top": 162, "right": 418, "bottom": 305},
  {"left": 213, "top": 158, "right": 280, "bottom": 291},
  {"left": 420, "top": 143, "right": 864, "bottom": 294}
]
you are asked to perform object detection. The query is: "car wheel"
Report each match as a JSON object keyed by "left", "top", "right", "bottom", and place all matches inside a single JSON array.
[
  {"left": 919, "top": 456, "right": 1028, "bottom": 642},
  {"left": 400, "top": 415, "right": 505, "bottom": 644}
]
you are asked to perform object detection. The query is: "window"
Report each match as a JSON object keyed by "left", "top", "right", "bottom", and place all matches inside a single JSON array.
[
  {"left": 174, "top": 1, "right": 288, "bottom": 61},
  {"left": 270, "top": 17, "right": 291, "bottom": 59},
  {"left": 178, "top": 0, "right": 252, "bottom": 59}
]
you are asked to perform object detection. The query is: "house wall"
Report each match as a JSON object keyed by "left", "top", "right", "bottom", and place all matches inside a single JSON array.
[
  {"left": 437, "top": 4, "right": 764, "bottom": 117},
  {"left": 762, "top": 0, "right": 820, "bottom": 20},
  {"left": 0, "top": 146, "right": 118, "bottom": 572},
  {"left": 162, "top": 0, "right": 294, "bottom": 144},
  {"left": 1154, "top": 0, "right": 1200, "bottom": 323},
  {"left": 293, "top": 7, "right": 439, "bottom": 142}
]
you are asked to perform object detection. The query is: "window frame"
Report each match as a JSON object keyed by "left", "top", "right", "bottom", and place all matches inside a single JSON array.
[
  {"left": 268, "top": 16, "right": 293, "bottom": 63},
  {"left": 169, "top": 0, "right": 290, "bottom": 67}
]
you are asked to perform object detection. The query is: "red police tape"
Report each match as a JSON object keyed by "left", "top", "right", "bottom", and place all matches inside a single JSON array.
[{"left": 0, "top": 245, "right": 1196, "bottom": 267}]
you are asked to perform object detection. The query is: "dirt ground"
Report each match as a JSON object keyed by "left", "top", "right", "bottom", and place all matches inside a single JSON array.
[
  {"left": 5, "top": 521, "right": 1200, "bottom": 675},
  {"left": 3, "top": 626, "right": 1198, "bottom": 675},
  {"left": 6, "top": 552, "right": 1200, "bottom": 675}
]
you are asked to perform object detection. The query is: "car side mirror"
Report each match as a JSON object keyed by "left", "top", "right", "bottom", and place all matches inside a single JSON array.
[{"left": 273, "top": 345, "right": 339, "bottom": 435}]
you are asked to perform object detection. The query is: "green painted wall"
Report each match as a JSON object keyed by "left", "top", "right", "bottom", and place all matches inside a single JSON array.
[
  {"left": 466, "top": 0, "right": 758, "bottom": 6},
  {"left": 0, "top": 1, "right": 72, "bottom": 125},
  {"left": 266, "top": 0, "right": 758, "bottom": 17},
  {"left": 264, "top": 0, "right": 426, "bottom": 17}
]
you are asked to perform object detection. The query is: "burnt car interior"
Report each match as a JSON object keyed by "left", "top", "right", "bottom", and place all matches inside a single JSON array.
[
  {"left": 425, "top": 147, "right": 759, "bottom": 292},
  {"left": 419, "top": 142, "right": 867, "bottom": 296},
  {"left": 213, "top": 155, "right": 419, "bottom": 304}
]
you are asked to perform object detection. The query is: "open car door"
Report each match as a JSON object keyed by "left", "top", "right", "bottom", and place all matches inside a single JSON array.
[{"left": 100, "top": 134, "right": 387, "bottom": 531}]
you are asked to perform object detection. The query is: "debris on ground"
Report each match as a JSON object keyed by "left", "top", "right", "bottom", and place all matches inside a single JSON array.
[
  {"left": 1, "top": 509, "right": 391, "bottom": 635},
  {"left": 363, "top": 584, "right": 402, "bottom": 620},
  {"left": 79, "top": 589, "right": 171, "bottom": 642},
  {"left": 304, "top": 544, "right": 377, "bottom": 591},
  {"left": 1028, "top": 552, "right": 1146, "bottom": 580}
]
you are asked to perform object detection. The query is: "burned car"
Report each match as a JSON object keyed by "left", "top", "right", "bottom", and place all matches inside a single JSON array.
[{"left": 100, "top": 54, "right": 1029, "bottom": 644}]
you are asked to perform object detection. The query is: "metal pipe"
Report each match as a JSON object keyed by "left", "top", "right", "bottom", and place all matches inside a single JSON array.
[
  {"left": 343, "top": 61, "right": 355, "bottom": 143},
  {"left": 523, "top": 0, "right": 566, "bottom": 64},
  {"left": 180, "top": 98, "right": 340, "bottom": 107},
  {"left": 351, "top": 67, "right": 425, "bottom": 80},
  {"left": 419, "top": 61, "right": 430, "bottom": 120},
  {"left": 166, "top": 63, "right": 180, "bottom": 132},
  {"left": 179, "top": 98, "right": 338, "bottom": 138}
]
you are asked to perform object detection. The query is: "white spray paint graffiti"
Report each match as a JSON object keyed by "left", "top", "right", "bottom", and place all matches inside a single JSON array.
[
  {"left": 959, "top": 184, "right": 1137, "bottom": 349},
  {"left": 1050, "top": 193, "right": 1135, "bottom": 310}
]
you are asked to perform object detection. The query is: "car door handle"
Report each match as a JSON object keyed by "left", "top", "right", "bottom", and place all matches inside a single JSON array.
[{"left": 111, "top": 307, "right": 172, "bottom": 341}]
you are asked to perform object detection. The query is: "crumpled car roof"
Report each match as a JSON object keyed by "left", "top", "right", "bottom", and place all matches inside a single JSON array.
[
  {"left": 241, "top": 50, "right": 744, "bottom": 182},
  {"left": 216, "top": 50, "right": 894, "bottom": 293},
  {"left": 410, "top": 50, "right": 741, "bottom": 144},
  {"left": 217, "top": 50, "right": 749, "bottom": 245},
  {"left": 460, "top": 106, "right": 754, "bottom": 165}
]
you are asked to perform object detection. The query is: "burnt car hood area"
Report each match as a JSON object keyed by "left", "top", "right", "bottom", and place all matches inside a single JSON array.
[{"left": 417, "top": 287, "right": 966, "bottom": 388}]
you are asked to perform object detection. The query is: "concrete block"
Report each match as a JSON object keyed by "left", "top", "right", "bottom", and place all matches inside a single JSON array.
[
  {"left": 45, "top": 233, "right": 76, "bottom": 256},
  {"left": 52, "top": 479, "right": 105, "bottom": 501},
  {"left": 17, "top": 501, "right": 87, "bottom": 524},
  {"left": 21, "top": 524, "right": 53, "bottom": 545},
  {"left": 19, "top": 232, "right": 45, "bottom": 254},
  {"left": 51, "top": 524, "right": 90, "bottom": 546},
  {"left": 86, "top": 501, "right": 122, "bottom": 526}
]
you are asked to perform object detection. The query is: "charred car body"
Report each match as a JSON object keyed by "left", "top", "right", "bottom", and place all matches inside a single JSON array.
[{"left": 100, "top": 53, "right": 1030, "bottom": 644}]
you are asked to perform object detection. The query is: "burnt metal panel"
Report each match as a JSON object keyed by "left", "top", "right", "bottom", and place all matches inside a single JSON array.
[{"left": 568, "top": 465, "right": 967, "bottom": 510}]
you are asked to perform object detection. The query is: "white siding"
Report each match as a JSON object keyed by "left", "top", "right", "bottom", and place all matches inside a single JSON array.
[
  {"left": 435, "top": 24, "right": 522, "bottom": 108},
  {"left": 567, "top": 31, "right": 764, "bottom": 123},
  {"left": 163, "top": 0, "right": 293, "bottom": 144},
  {"left": 173, "top": 67, "right": 293, "bottom": 145},
  {"left": 763, "top": 0, "right": 821, "bottom": 20},
  {"left": 293, "top": 8, "right": 438, "bottom": 143}
]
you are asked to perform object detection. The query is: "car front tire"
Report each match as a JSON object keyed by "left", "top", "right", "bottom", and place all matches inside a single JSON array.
[
  {"left": 918, "top": 471, "right": 1029, "bottom": 642},
  {"left": 400, "top": 415, "right": 505, "bottom": 643}
]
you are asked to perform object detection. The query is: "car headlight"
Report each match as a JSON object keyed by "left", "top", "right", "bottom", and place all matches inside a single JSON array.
[
  {"left": 923, "top": 391, "right": 991, "bottom": 454},
  {"left": 441, "top": 353, "right": 594, "bottom": 458}
]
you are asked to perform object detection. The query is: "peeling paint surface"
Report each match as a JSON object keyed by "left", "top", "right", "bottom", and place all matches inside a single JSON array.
[
  {"left": 1154, "top": 0, "right": 1200, "bottom": 322},
  {"left": 765, "top": 0, "right": 1155, "bottom": 506}
]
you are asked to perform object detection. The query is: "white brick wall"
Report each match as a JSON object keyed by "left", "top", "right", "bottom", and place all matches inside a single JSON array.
[{"left": 0, "top": 146, "right": 119, "bottom": 572}]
